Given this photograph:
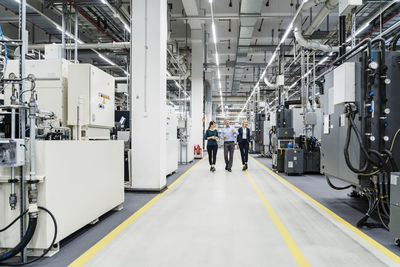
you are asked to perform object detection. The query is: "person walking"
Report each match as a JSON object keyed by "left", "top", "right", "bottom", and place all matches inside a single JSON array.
[
  {"left": 221, "top": 120, "right": 238, "bottom": 172},
  {"left": 237, "top": 120, "right": 251, "bottom": 171},
  {"left": 205, "top": 121, "right": 219, "bottom": 172}
]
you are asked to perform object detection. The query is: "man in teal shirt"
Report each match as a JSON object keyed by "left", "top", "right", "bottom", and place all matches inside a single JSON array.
[{"left": 220, "top": 120, "right": 238, "bottom": 172}]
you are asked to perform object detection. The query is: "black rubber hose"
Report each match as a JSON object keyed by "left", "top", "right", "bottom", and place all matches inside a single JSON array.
[
  {"left": 0, "top": 216, "right": 37, "bottom": 262},
  {"left": 368, "top": 149, "right": 387, "bottom": 171},
  {"left": 335, "top": 38, "right": 372, "bottom": 65},
  {"left": 389, "top": 32, "right": 400, "bottom": 51},
  {"left": 1, "top": 207, "right": 58, "bottom": 266},
  {"left": 268, "top": 129, "right": 273, "bottom": 153},
  {"left": 371, "top": 38, "right": 386, "bottom": 64},
  {"left": 0, "top": 210, "right": 28, "bottom": 233},
  {"left": 325, "top": 175, "right": 352, "bottom": 190},
  {"left": 383, "top": 149, "right": 398, "bottom": 172},
  {"left": 348, "top": 114, "right": 376, "bottom": 165},
  {"left": 378, "top": 175, "right": 390, "bottom": 218},
  {"left": 344, "top": 114, "right": 368, "bottom": 173},
  {"left": 377, "top": 198, "right": 389, "bottom": 230}
]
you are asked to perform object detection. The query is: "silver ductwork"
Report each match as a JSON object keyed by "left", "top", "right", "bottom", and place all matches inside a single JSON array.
[
  {"left": 303, "top": 0, "right": 339, "bottom": 36},
  {"left": 294, "top": 0, "right": 339, "bottom": 52}
]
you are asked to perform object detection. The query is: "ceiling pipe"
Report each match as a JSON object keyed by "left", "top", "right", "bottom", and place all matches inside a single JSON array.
[
  {"left": 172, "top": 14, "right": 294, "bottom": 20},
  {"left": 303, "top": 0, "right": 339, "bottom": 36},
  {"left": 293, "top": 0, "right": 339, "bottom": 53},
  {"left": 28, "top": 42, "right": 130, "bottom": 50}
]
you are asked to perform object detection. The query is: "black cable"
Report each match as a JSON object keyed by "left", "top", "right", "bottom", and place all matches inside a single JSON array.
[
  {"left": 325, "top": 175, "right": 352, "bottom": 190},
  {"left": 0, "top": 210, "right": 28, "bottom": 233},
  {"left": 389, "top": 32, "right": 400, "bottom": 51},
  {"left": 0, "top": 207, "right": 58, "bottom": 266},
  {"left": 382, "top": 149, "right": 398, "bottom": 172},
  {"left": 348, "top": 114, "right": 376, "bottom": 165},
  {"left": 344, "top": 112, "right": 368, "bottom": 173},
  {"left": 0, "top": 217, "right": 37, "bottom": 262}
]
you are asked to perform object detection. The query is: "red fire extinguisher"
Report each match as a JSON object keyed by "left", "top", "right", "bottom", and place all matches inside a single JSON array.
[{"left": 194, "top": 145, "right": 202, "bottom": 155}]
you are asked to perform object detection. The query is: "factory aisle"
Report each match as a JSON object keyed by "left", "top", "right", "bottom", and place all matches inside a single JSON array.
[{"left": 71, "top": 151, "right": 400, "bottom": 267}]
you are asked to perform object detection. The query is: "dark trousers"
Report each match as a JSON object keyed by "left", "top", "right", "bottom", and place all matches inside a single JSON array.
[
  {"left": 239, "top": 141, "right": 249, "bottom": 164},
  {"left": 207, "top": 145, "right": 218, "bottom": 165},
  {"left": 224, "top": 142, "right": 235, "bottom": 168}
]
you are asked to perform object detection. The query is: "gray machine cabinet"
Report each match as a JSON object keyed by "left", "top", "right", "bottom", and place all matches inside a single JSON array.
[
  {"left": 276, "top": 128, "right": 294, "bottom": 139},
  {"left": 284, "top": 148, "right": 304, "bottom": 175},
  {"left": 390, "top": 173, "right": 400, "bottom": 242}
]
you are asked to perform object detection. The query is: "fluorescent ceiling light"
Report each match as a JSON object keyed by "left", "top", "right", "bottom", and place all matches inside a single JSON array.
[
  {"left": 99, "top": 54, "right": 116, "bottom": 66},
  {"left": 268, "top": 52, "right": 277, "bottom": 66},
  {"left": 355, "top": 23, "right": 369, "bottom": 36},
  {"left": 280, "top": 23, "right": 293, "bottom": 44},
  {"left": 124, "top": 23, "right": 131, "bottom": 33},
  {"left": 212, "top": 22, "right": 217, "bottom": 44},
  {"left": 317, "top": 56, "right": 329, "bottom": 66}
]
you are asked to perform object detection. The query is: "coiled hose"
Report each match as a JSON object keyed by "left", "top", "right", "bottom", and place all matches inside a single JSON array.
[
  {"left": 344, "top": 112, "right": 369, "bottom": 173},
  {"left": 0, "top": 207, "right": 58, "bottom": 266},
  {"left": 0, "top": 216, "right": 38, "bottom": 262}
]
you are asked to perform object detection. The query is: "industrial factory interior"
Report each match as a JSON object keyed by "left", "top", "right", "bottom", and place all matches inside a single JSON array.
[{"left": 2, "top": 0, "right": 400, "bottom": 266}]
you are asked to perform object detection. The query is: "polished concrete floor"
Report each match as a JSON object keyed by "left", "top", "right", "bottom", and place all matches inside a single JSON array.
[{"left": 76, "top": 150, "right": 400, "bottom": 267}]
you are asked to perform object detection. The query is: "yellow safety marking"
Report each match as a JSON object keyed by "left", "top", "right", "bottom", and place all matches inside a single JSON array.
[
  {"left": 250, "top": 156, "right": 400, "bottom": 265},
  {"left": 242, "top": 163, "right": 310, "bottom": 267},
  {"left": 69, "top": 157, "right": 206, "bottom": 267}
]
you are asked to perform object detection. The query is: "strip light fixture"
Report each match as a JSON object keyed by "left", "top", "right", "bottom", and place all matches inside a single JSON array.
[
  {"left": 101, "top": 0, "right": 131, "bottom": 33},
  {"left": 209, "top": 0, "right": 224, "bottom": 117}
]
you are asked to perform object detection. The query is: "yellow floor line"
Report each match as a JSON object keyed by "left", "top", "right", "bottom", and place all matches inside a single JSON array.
[
  {"left": 236, "top": 155, "right": 310, "bottom": 267},
  {"left": 69, "top": 157, "right": 206, "bottom": 267},
  {"left": 250, "top": 156, "right": 400, "bottom": 265}
]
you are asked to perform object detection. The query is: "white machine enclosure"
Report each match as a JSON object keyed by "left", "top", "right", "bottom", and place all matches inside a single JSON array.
[
  {"left": 4, "top": 59, "right": 70, "bottom": 126},
  {"left": 263, "top": 118, "right": 271, "bottom": 153},
  {"left": 0, "top": 140, "right": 124, "bottom": 252},
  {"left": 178, "top": 117, "right": 194, "bottom": 163},
  {"left": 291, "top": 108, "right": 304, "bottom": 136},
  {"left": 68, "top": 64, "right": 115, "bottom": 140},
  {"left": 166, "top": 105, "right": 178, "bottom": 175}
]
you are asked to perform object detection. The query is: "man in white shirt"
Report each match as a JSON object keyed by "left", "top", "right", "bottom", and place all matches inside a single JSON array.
[{"left": 220, "top": 120, "right": 238, "bottom": 172}]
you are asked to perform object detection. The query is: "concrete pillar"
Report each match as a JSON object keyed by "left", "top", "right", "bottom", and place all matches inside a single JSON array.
[
  {"left": 190, "top": 29, "right": 204, "bottom": 148},
  {"left": 131, "top": 0, "right": 167, "bottom": 190}
]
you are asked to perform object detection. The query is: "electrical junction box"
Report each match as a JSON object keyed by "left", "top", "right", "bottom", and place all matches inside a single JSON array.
[
  {"left": 270, "top": 112, "right": 277, "bottom": 127},
  {"left": 277, "top": 75, "right": 285, "bottom": 86},
  {"left": 68, "top": 64, "right": 115, "bottom": 139},
  {"left": 45, "top": 44, "right": 62, "bottom": 60},
  {"left": 305, "top": 112, "right": 317, "bottom": 125},
  {"left": 177, "top": 119, "right": 186, "bottom": 129},
  {"left": 339, "top": 0, "right": 362, "bottom": 16},
  {"left": 334, "top": 62, "right": 355, "bottom": 105},
  {"left": 116, "top": 83, "right": 128, "bottom": 94},
  {"left": 0, "top": 139, "right": 25, "bottom": 167}
]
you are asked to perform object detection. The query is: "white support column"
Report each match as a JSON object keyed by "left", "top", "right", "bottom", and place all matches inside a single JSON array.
[
  {"left": 190, "top": 29, "right": 204, "bottom": 149},
  {"left": 131, "top": 0, "right": 167, "bottom": 191}
]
